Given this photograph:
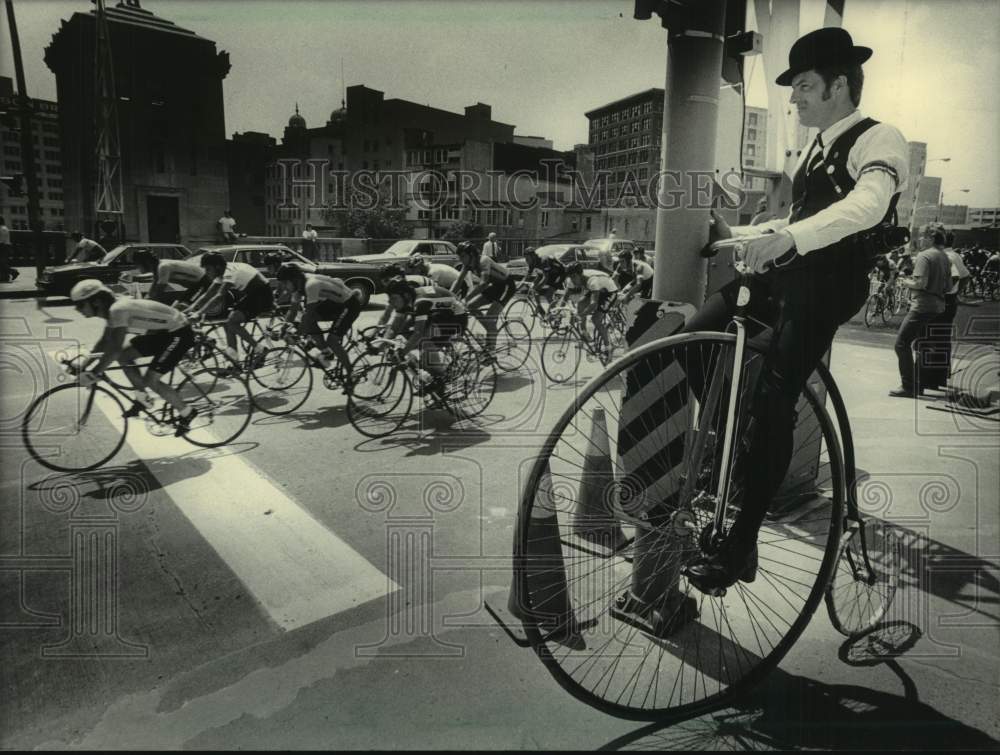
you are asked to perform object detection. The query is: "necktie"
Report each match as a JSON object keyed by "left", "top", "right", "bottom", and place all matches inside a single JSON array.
[{"left": 806, "top": 134, "right": 825, "bottom": 175}]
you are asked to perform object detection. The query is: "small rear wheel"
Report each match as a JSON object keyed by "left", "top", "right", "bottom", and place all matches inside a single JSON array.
[
  {"left": 250, "top": 346, "right": 314, "bottom": 415},
  {"left": 825, "top": 517, "right": 901, "bottom": 637},
  {"left": 541, "top": 329, "right": 581, "bottom": 384}
]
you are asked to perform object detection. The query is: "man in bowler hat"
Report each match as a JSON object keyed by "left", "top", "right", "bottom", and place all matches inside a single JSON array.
[{"left": 682, "top": 28, "right": 910, "bottom": 591}]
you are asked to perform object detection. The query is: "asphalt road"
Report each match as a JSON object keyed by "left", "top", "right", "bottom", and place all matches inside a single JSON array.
[{"left": 1, "top": 292, "right": 997, "bottom": 749}]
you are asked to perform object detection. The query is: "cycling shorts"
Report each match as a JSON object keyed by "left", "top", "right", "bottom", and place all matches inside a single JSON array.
[
  {"left": 130, "top": 326, "right": 195, "bottom": 374},
  {"left": 233, "top": 278, "right": 274, "bottom": 319},
  {"left": 314, "top": 297, "right": 362, "bottom": 337}
]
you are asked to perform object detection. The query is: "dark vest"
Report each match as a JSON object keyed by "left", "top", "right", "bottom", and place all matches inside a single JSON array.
[{"left": 786, "top": 117, "right": 900, "bottom": 270}]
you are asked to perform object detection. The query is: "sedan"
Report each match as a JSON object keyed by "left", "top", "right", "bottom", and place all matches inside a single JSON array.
[
  {"left": 37, "top": 243, "right": 191, "bottom": 297},
  {"left": 505, "top": 244, "right": 604, "bottom": 280},
  {"left": 316, "top": 239, "right": 460, "bottom": 305}
]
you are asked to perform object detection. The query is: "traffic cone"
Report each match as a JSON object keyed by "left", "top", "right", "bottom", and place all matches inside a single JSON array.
[
  {"left": 508, "top": 463, "right": 578, "bottom": 640},
  {"left": 573, "top": 408, "right": 628, "bottom": 551}
]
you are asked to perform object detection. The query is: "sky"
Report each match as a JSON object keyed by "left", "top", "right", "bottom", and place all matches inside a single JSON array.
[{"left": 2, "top": 0, "right": 998, "bottom": 206}]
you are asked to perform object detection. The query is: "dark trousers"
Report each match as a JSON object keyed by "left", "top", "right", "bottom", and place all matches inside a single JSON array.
[
  {"left": 680, "top": 263, "right": 869, "bottom": 558},
  {"left": 920, "top": 294, "right": 958, "bottom": 390},
  {"left": 894, "top": 309, "right": 941, "bottom": 392},
  {"left": 0, "top": 244, "right": 11, "bottom": 282}
]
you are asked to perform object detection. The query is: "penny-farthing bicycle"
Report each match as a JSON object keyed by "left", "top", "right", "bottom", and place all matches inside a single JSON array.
[{"left": 493, "top": 237, "right": 901, "bottom": 721}]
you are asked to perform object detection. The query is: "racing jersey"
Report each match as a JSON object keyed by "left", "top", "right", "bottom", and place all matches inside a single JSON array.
[
  {"left": 303, "top": 273, "right": 358, "bottom": 305},
  {"left": 157, "top": 259, "right": 206, "bottom": 288},
  {"left": 426, "top": 263, "right": 460, "bottom": 289},
  {"left": 632, "top": 260, "right": 654, "bottom": 282},
  {"left": 221, "top": 261, "right": 266, "bottom": 291},
  {"left": 539, "top": 259, "right": 567, "bottom": 288},
  {"left": 410, "top": 285, "right": 468, "bottom": 322},
  {"left": 108, "top": 297, "right": 188, "bottom": 334},
  {"left": 568, "top": 270, "right": 619, "bottom": 295},
  {"left": 478, "top": 256, "right": 510, "bottom": 283},
  {"left": 404, "top": 274, "right": 434, "bottom": 287}
]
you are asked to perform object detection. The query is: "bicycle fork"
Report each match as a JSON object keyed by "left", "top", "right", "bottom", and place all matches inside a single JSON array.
[{"left": 711, "top": 286, "right": 750, "bottom": 541}]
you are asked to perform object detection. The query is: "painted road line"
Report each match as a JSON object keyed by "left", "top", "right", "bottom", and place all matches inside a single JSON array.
[{"left": 93, "top": 399, "right": 399, "bottom": 631}]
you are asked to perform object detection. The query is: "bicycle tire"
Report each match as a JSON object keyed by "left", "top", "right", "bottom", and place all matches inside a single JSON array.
[
  {"left": 22, "top": 384, "right": 129, "bottom": 472},
  {"left": 346, "top": 361, "right": 413, "bottom": 438},
  {"left": 503, "top": 295, "right": 538, "bottom": 334},
  {"left": 825, "top": 517, "right": 901, "bottom": 637},
  {"left": 495, "top": 318, "right": 532, "bottom": 372},
  {"left": 863, "top": 294, "right": 879, "bottom": 328},
  {"left": 443, "top": 348, "right": 497, "bottom": 420},
  {"left": 541, "top": 328, "right": 582, "bottom": 384},
  {"left": 879, "top": 293, "right": 892, "bottom": 325},
  {"left": 515, "top": 331, "right": 845, "bottom": 720},
  {"left": 174, "top": 368, "right": 254, "bottom": 447},
  {"left": 250, "top": 345, "right": 314, "bottom": 416}
]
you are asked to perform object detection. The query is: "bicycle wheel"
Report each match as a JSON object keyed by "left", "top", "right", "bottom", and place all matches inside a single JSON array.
[
  {"left": 22, "top": 384, "right": 128, "bottom": 472},
  {"left": 250, "top": 345, "right": 314, "bottom": 415},
  {"left": 346, "top": 361, "right": 413, "bottom": 438},
  {"left": 503, "top": 294, "right": 538, "bottom": 332},
  {"left": 515, "top": 332, "right": 845, "bottom": 720},
  {"left": 541, "top": 329, "right": 582, "bottom": 384},
  {"left": 879, "top": 293, "right": 892, "bottom": 325},
  {"left": 825, "top": 518, "right": 901, "bottom": 637},
  {"left": 863, "top": 294, "right": 880, "bottom": 328},
  {"left": 494, "top": 318, "right": 532, "bottom": 372},
  {"left": 174, "top": 368, "right": 253, "bottom": 447},
  {"left": 443, "top": 348, "right": 497, "bottom": 420}
]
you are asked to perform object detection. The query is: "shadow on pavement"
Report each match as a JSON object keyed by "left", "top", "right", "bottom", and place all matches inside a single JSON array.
[
  {"left": 598, "top": 622, "right": 998, "bottom": 751},
  {"left": 251, "top": 405, "right": 351, "bottom": 431}
]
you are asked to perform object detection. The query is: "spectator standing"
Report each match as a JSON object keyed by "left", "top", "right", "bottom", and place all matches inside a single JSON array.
[
  {"left": 218, "top": 210, "right": 238, "bottom": 243},
  {"left": 482, "top": 232, "right": 500, "bottom": 259},
  {"left": 301, "top": 224, "right": 319, "bottom": 261},
  {"left": 69, "top": 231, "right": 106, "bottom": 263},
  {"left": 0, "top": 217, "right": 16, "bottom": 283},
  {"left": 891, "top": 227, "right": 953, "bottom": 397},
  {"left": 921, "top": 232, "right": 970, "bottom": 391}
]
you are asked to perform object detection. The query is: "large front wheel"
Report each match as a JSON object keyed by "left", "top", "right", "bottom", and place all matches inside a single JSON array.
[
  {"left": 541, "top": 329, "right": 581, "bottom": 384},
  {"left": 346, "top": 361, "right": 413, "bottom": 438},
  {"left": 514, "top": 332, "right": 845, "bottom": 720}
]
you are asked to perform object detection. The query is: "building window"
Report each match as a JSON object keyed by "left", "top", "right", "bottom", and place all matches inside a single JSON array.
[
  {"left": 611, "top": 112, "right": 618, "bottom": 122},
  {"left": 571, "top": 216, "right": 578, "bottom": 231},
  {"left": 748, "top": 112, "right": 758, "bottom": 126},
  {"left": 746, "top": 144, "right": 755, "bottom": 156},
  {"left": 747, "top": 128, "right": 757, "bottom": 140},
  {"left": 540, "top": 211, "right": 549, "bottom": 228},
  {"left": 585, "top": 216, "right": 592, "bottom": 231},
  {"left": 644, "top": 102, "right": 652, "bottom": 114},
  {"left": 745, "top": 158, "right": 755, "bottom": 167}
]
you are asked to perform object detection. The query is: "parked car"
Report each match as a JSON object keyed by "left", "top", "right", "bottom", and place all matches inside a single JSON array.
[
  {"left": 583, "top": 237, "right": 640, "bottom": 260},
  {"left": 315, "top": 239, "right": 460, "bottom": 305},
  {"left": 186, "top": 244, "right": 315, "bottom": 279},
  {"left": 505, "top": 244, "right": 603, "bottom": 280},
  {"left": 37, "top": 243, "right": 192, "bottom": 297}
]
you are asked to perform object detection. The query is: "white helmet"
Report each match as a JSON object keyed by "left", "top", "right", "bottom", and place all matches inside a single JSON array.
[{"left": 70, "top": 279, "right": 113, "bottom": 302}]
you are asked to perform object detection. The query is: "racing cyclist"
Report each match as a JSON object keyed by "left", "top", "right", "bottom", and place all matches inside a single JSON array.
[
  {"left": 558, "top": 262, "right": 618, "bottom": 352},
  {"left": 69, "top": 279, "right": 197, "bottom": 434},
  {"left": 383, "top": 276, "right": 469, "bottom": 392},
  {"left": 453, "top": 241, "right": 516, "bottom": 350},
  {"left": 133, "top": 250, "right": 209, "bottom": 305},
  {"left": 186, "top": 252, "right": 274, "bottom": 365},
  {"left": 275, "top": 262, "right": 362, "bottom": 376},
  {"left": 616, "top": 250, "right": 654, "bottom": 301}
]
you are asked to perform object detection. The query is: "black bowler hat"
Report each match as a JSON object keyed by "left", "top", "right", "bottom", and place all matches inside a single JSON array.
[{"left": 776, "top": 27, "right": 872, "bottom": 86}]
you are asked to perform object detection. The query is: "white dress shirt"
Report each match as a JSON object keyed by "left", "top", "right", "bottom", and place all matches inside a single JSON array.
[{"left": 735, "top": 110, "right": 909, "bottom": 256}]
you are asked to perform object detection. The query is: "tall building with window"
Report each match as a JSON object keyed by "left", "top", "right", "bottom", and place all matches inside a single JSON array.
[
  {"left": 0, "top": 77, "right": 65, "bottom": 231},
  {"left": 45, "top": 1, "right": 231, "bottom": 244},
  {"left": 968, "top": 207, "right": 1000, "bottom": 226},
  {"left": 585, "top": 89, "right": 664, "bottom": 202},
  {"left": 911, "top": 175, "right": 942, "bottom": 231}
]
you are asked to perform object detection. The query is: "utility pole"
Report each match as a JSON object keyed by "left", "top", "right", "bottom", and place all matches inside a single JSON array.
[
  {"left": 641, "top": 0, "right": 728, "bottom": 305},
  {"left": 93, "top": 0, "right": 124, "bottom": 244},
  {"left": 4, "top": 0, "right": 46, "bottom": 277}
]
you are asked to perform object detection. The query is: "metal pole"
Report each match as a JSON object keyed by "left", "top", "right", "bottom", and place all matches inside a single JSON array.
[
  {"left": 4, "top": 0, "right": 47, "bottom": 277},
  {"left": 652, "top": 0, "right": 727, "bottom": 305}
]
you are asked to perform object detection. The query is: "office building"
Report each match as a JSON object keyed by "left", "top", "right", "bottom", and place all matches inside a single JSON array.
[
  {"left": 45, "top": 0, "right": 231, "bottom": 244},
  {"left": 0, "top": 77, "right": 65, "bottom": 231}
]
